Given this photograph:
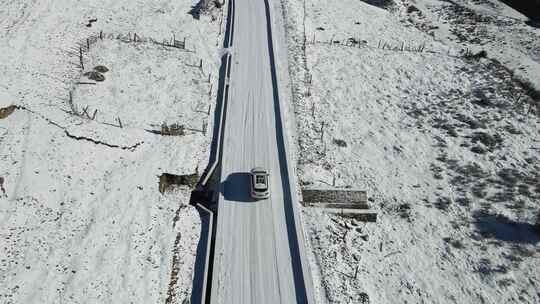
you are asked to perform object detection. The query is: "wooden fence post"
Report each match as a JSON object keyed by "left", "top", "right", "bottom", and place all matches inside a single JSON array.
[
  {"left": 82, "top": 105, "right": 89, "bottom": 118},
  {"left": 79, "top": 47, "right": 84, "bottom": 70},
  {"left": 69, "top": 91, "right": 75, "bottom": 112}
]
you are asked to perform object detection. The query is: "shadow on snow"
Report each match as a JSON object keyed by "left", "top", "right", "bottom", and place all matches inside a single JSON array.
[{"left": 473, "top": 211, "right": 540, "bottom": 244}]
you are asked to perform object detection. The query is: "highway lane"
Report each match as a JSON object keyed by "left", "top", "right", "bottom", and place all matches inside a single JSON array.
[{"left": 209, "top": 0, "right": 313, "bottom": 302}]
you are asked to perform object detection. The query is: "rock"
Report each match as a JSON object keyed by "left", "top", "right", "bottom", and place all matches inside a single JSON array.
[
  {"left": 407, "top": 5, "right": 420, "bottom": 14},
  {"left": 471, "top": 131, "right": 503, "bottom": 150},
  {"left": 359, "top": 292, "right": 370, "bottom": 304},
  {"left": 469, "top": 50, "right": 487, "bottom": 59},
  {"left": 454, "top": 113, "right": 486, "bottom": 129},
  {"left": 504, "top": 124, "right": 522, "bottom": 135},
  {"left": 0, "top": 105, "right": 16, "bottom": 119},
  {"left": 333, "top": 138, "right": 347, "bottom": 147},
  {"left": 471, "top": 145, "right": 486, "bottom": 154},
  {"left": 447, "top": 126, "right": 459, "bottom": 137},
  {"left": 94, "top": 65, "right": 109, "bottom": 73},
  {"left": 84, "top": 71, "right": 105, "bottom": 82},
  {"left": 472, "top": 90, "right": 492, "bottom": 107}
]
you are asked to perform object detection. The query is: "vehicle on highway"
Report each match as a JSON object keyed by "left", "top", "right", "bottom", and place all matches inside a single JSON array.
[{"left": 250, "top": 167, "right": 270, "bottom": 199}]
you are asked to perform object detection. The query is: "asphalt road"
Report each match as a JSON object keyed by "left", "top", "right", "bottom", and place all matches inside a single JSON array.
[{"left": 209, "top": 0, "right": 313, "bottom": 302}]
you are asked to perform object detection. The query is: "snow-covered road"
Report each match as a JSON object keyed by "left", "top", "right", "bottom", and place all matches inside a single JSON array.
[{"left": 209, "top": 0, "right": 314, "bottom": 302}]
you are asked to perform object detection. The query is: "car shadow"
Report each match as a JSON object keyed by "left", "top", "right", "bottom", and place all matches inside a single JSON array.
[{"left": 221, "top": 172, "right": 255, "bottom": 203}]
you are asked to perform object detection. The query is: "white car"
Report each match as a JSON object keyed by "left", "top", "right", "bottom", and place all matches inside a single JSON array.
[{"left": 250, "top": 167, "right": 270, "bottom": 199}]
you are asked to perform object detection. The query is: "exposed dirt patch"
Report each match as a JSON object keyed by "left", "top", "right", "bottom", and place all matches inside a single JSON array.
[
  {"left": 159, "top": 173, "right": 199, "bottom": 193},
  {"left": 0, "top": 105, "right": 16, "bottom": 119}
]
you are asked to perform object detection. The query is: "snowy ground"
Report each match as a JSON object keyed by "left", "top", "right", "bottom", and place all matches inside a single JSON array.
[
  {"left": 281, "top": 0, "right": 540, "bottom": 303},
  {"left": 0, "top": 1, "right": 223, "bottom": 303}
]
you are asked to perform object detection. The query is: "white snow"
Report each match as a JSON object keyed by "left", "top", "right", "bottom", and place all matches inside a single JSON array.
[
  {"left": 402, "top": 0, "right": 540, "bottom": 88},
  {"left": 2, "top": 0, "right": 539, "bottom": 302},
  {"left": 0, "top": 0, "right": 224, "bottom": 303},
  {"left": 0, "top": 88, "right": 14, "bottom": 109},
  {"left": 74, "top": 37, "right": 214, "bottom": 131},
  {"left": 281, "top": 0, "right": 540, "bottom": 303}
]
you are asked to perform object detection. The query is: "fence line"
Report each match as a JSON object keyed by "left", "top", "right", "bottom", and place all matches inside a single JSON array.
[
  {"left": 65, "top": 30, "right": 215, "bottom": 133},
  {"left": 305, "top": 34, "right": 480, "bottom": 58}
]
